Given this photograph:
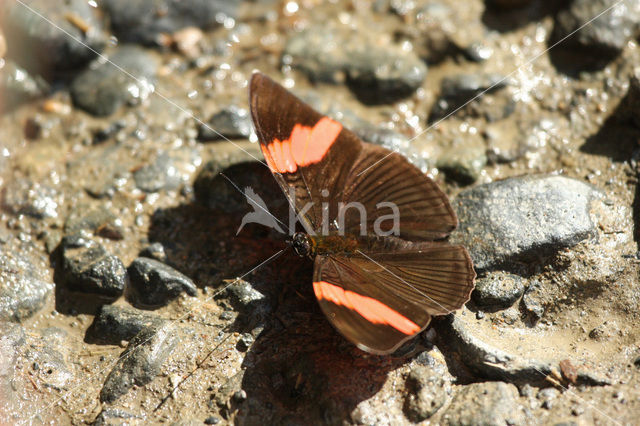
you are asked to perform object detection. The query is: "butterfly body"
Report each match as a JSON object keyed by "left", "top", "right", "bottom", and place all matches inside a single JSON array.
[{"left": 249, "top": 72, "right": 476, "bottom": 355}]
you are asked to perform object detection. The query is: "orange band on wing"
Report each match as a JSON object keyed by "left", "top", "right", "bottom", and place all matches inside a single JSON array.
[
  {"left": 313, "top": 281, "right": 421, "bottom": 335},
  {"left": 261, "top": 117, "right": 342, "bottom": 174}
]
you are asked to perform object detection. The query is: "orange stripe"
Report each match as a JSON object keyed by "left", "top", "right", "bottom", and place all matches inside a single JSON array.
[
  {"left": 261, "top": 117, "right": 342, "bottom": 174},
  {"left": 312, "top": 281, "right": 420, "bottom": 335}
]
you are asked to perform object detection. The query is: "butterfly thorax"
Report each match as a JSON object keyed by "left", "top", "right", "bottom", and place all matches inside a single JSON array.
[{"left": 290, "top": 232, "right": 359, "bottom": 257}]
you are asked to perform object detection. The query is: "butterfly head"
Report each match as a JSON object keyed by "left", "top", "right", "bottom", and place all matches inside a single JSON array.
[{"left": 289, "top": 232, "right": 313, "bottom": 257}]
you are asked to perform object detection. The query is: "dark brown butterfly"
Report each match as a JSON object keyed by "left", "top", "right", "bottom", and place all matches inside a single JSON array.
[{"left": 249, "top": 72, "right": 475, "bottom": 354}]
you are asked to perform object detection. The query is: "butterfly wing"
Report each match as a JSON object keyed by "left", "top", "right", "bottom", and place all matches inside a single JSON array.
[
  {"left": 313, "top": 241, "right": 475, "bottom": 354},
  {"left": 249, "top": 72, "right": 363, "bottom": 233},
  {"left": 340, "top": 143, "right": 457, "bottom": 241}
]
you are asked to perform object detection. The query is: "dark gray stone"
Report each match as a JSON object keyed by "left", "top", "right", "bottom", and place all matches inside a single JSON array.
[
  {"left": 553, "top": 0, "right": 640, "bottom": 59},
  {"left": 216, "top": 279, "right": 272, "bottom": 331},
  {"left": 60, "top": 235, "right": 127, "bottom": 298},
  {"left": 90, "top": 305, "right": 166, "bottom": 344},
  {"left": 430, "top": 73, "right": 509, "bottom": 121},
  {"left": 197, "top": 106, "right": 253, "bottom": 141},
  {"left": 133, "top": 152, "right": 181, "bottom": 193},
  {"left": 403, "top": 364, "right": 451, "bottom": 422},
  {"left": 128, "top": 257, "right": 197, "bottom": 307},
  {"left": 522, "top": 281, "right": 545, "bottom": 323},
  {"left": 2, "top": 178, "right": 59, "bottom": 219},
  {"left": 139, "top": 242, "right": 168, "bottom": 262},
  {"left": 236, "top": 333, "right": 254, "bottom": 352},
  {"left": 472, "top": 272, "right": 525, "bottom": 310},
  {"left": 618, "top": 70, "right": 640, "bottom": 129},
  {"left": 442, "top": 382, "right": 525, "bottom": 425},
  {"left": 0, "top": 254, "right": 53, "bottom": 322},
  {"left": 100, "top": 322, "right": 180, "bottom": 403},
  {"left": 70, "top": 46, "right": 158, "bottom": 116},
  {"left": 1, "top": 0, "right": 106, "bottom": 74},
  {"left": 450, "top": 175, "right": 601, "bottom": 272},
  {"left": 64, "top": 204, "right": 124, "bottom": 240},
  {"left": 102, "top": 0, "right": 241, "bottom": 45},
  {"left": 284, "top": 24, "right": 427, "bottom": 103},
  {"left": 0, "top": 61, "right": 49, "bottom": 110},
  {"left": 435, "top": 131, "right": 487, "bottom": 184},
  {"left": 94, "top": 409, "right": 142, "bottom": 426}
]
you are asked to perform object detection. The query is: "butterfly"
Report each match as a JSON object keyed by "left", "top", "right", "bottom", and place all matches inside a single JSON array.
[{"left": 249, "top": 72, "right": 475, "bottom": 354}]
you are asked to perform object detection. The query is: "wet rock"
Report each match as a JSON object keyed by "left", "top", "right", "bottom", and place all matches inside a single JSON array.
[
  {"left": 1, "top": 0, "right": 106, "bottom": 74},
  {"left": 128, "top": 257, "right": 197, "bottom": 307},
  {"left": 94, "top": 408, "right": 143, "bottom": 426},
  {"left": 216, "top": 279, "right": 272, "bottom": 331},
  {"left": 284, "top": 24, "right": 427, "bottom": 103},
  {"left": 484, "top": 120, "right": 527, "bottom": 164},
  {"left": 197, "top": 106, "right": 253, "bottom": 141},
  {"left": 134, "top": 152, "right": 181, "bottom": 193},
  {"left": 204, "top": 416, "right": 220, "bottom": 425},
  {"left": 139, "top": 242, "right": 168, "bottom": 262},
  {"left": 2, "top": 178, "right": 59, "bottom": 219},
  {"left": 538, "top": 387, "right": 559, "bottom": 409},
  {"left": 100, "top": 322, "right": 180, "bottom": 403},
  {"left": 102, "top": 0, "right": 241, "bottom": 46},
  {"left": 472, "top": 272, "right": 525, "bottom": 311},
  {"left": 90, "top": 304, "right": 166, "bottom": 344},
  {"left": 451, "top": 175, "right": 601, "bottom": 272},
  {"left": 0, "top": 254, "right": 53, "bottom": 322},
  {"left": 64, "top": 205, "right": 124, "bottom": 240},
  {"left": 552, "top": 0, "right": 640, "bottom": 61},
  {"left": 441, "top": 382, "right": 525, "bottom": 425},
  {"left": 59, "top": 235, "right": 127, "bottom": 298},
  {"left": 26, "top": 340, "right": 73, "bottom": 390},
  {"left": 236, "top": 333, "right": 254, "bottom": 352},
  {"left": 0, "top": 61, "right": 49, "bottom": 111},
  {"left": 436, "top": 130, "right": 487, "bottom": 184},
  {"left": 403, "top": 364, "right": 451, "bottom": 422},
  {"left": 70, "top": 46, "right": 158, "bottom": 116},
  {"left": 522, "top": 280, "right": 545, "bottom": 323},
  {"left": 430, "top": 73, "right": 509, "bottom": 122}
]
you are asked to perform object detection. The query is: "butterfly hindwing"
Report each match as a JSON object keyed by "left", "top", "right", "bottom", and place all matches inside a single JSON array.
[{"left": 313, "top": 240, "right": 475, "bottom": 354}]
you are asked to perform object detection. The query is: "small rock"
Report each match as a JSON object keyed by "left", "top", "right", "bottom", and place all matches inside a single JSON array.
[
  {"left": 403, "top": 365, "right": 451, "bottom": 422},
  {"left": 2, "top": 178, "right": 60, "bottom": 219},
  {"left": 90, "top": 305, "right": 166, "bottom": 344},
  {"left": 171, "top": 26, "right": 203, "bottom": 57},
  {"left": 284, "top": 23, "right": 427, "bottom": 103},
  {"left": 559, "top": 359, "right": 578, "bottom": 385},
  {"left": 94, "top": 409, "right": 142, "bottom": 426},
  {"left": 59, "top": 235, "right": 127, "bottom": 298},
  {"left": 134, "top": 152, "right": 181, "bottom": 193},
  {"left": 436, "top": 130, "right": 487, "bottom": 184},
  {"left": 1, "top": 0, "right": 106, "bottom": 73},
  {"left": 553, "top": 0, "right": 640, "bottom": 61},
  {"left": 522, "top": 281, "right": 545, "bottom": 323},
  {"left": 430, "top": 72, "right": 509, "bottom": 122},
  {"left": 484, "top": 120, "right": 528, "bottom": 164},
  {"left": 486, "top": 0, "right": 535, "bottom": 9},
  {"left": 100, "top": 322, "right": 180, "bottom": 403},
  {"left": 216, "top": 279, "right": 272, "bottom": 331},
  {"left": 204, "top": 416, "right": 220, "bottom": 425},
  {"left": 633, "top": 356, "right": 640, "bottom": 368},
  {"left": 236, "top": 333, "right": 254, "bottom": 352},
  {"left": 0, "top": 61, "right": 49, "bottom": 111},
  {"left": 618, "top": 70, "right": 640, "bottom": 129},
  {"left": 442, "top": 382, "right": 524, "bottom": 425},
  {"left": 102, "top": 0, "right": 241, "bottom": 45},
  {"left": 0, "top": 254, "right": 53, "bottom": 322},
  {"left": 588, "top": 322, "right": 613, "bottom": 341},
  {"left": 197, "top": 106, "right": 253, "bottom": 141},
  {"left": 64, "top": 204, "right": 124, "bottom": 240},
  {"left": 139, "top": 242, "right": 168, "bottom": 262},
  {"left": 70, "top": 45, "right": 158, "bottom": 116},
  {"left": 128, "top": 257, "right": 197, "bottom": 307},
  {"left": 472, "top": 272, "right": 525, "bottom": 310},
  {"left": 451, "top": 175, "right": 601, "bottom": 272},
  {"left": 25, "top": 342, "right": 73, "bottom": 390},
  {"left": 537, "top": 387, "right": 560, "bottom": 410}
]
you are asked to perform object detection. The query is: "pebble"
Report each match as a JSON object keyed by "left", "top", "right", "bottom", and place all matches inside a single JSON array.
[
  {"left": 435, "top": 130, "right": 487, "bottom": 184},
  {"left": 100, "top": 322, "right": 180, "bottom": 403},
  {"left": 1, "top": 0, "right": 105, "bottom": 74},
  {"left": 70, "top": 45, "right": 158, "bottom": 116},
  {"left": 59, "top": 235, "right": 127, "bottom": 298},
  {"left": 0, "top": 254, "right": 53, "bottom": 322},
  {"left": 553, "top": 0, "right": 640, "bottom": 60},
  {"left": 89, "top": 304, "right": 166, "bottom": 344},
  {"left": 451, "top": 175, "right": 601, "bottom": 272},
  {"left": 403, "top": 365, "right": 451, "bottom": 421},
  {"left": 102, "top": 0, "right": 241, "bottom": 45},
  {"left": 94, "top": 409, "right": 142, "bottom": 426},
  {"left": 236, "top": 333, "right": 254, "bottom": 352},
  {"left": 522, "top": 281, "right": 545, "bottom": 323},
  {"left": 430, "top": 72, "right": 509, "bottom": 122},
  {"left": 537, "top": 387, "right": 560, "bottom": 409},
  {"left": 139, "top": 242, "right": 168, "bottom": 263},
  {"left": 441, "top": 382, "right": 524, "bottom": 425},
  {"left": 472, "top": 272, "right": 525, "bottom": 311},
  {"left": 64, "top": 204, "right": 124, "bottom": 240},
  {"left": 215, "top": 279, "right": 272, "bottom": 331},
  {"left": 2, "top": 178, "right": 60, "bottom": 219},
  {"left": 128, "top": 257, "right": 197, "bottom": 307},
  {"left": 618, "top": 70, "right": 640, "bottom": 129},
  {"left": 0, "top": 60, "right": 49, "bottom": 111},
  {"left": 204, "top": 416, "right": 220, "bottom": 425},
  {"left": 284, "top": 24, "right": 427, "bottom": 103},
  {"left": 197, "top": 105, "right": 253, "bottom": 142},
  {"left": 133, "top": 152, "right": 181, "bottom": 193}
]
